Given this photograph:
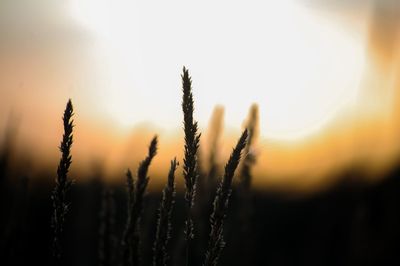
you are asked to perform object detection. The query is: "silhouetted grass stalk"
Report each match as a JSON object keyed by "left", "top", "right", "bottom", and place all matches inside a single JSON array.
[
  {"left": 121, "top": 136, "right": 158, "bottom": 266},
  {"left": 181, "top": 67, "right": 201, "bottom": 266},
  {"left": 121, "top": 169, "right": 134, "bottom": 266},
  {"left": 203, "top": 129, "right": 248, "bottom": 266},
  {"left": 239, "top": 104, "right": 259, "bottom": 189},
  {"left": 51, "top": 99, "right": 74, "bottom": 260},
  {"left": 207, "top": 106, "right": 224, "bottom": 185},
  {"left": 236, "top": 104, "right": 259, "bottom": 265},
  {"left": 152, "top": 158, "right": 178, "bottom": 266}
]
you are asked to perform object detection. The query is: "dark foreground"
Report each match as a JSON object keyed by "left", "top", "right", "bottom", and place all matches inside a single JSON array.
[{"left": 1, "top": 161, "right": 400, "bottom": 266}]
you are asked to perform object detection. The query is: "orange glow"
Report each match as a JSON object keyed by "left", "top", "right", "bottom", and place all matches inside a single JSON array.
[{"left": 1, "top": 1, "right": 400, "bottom": 193}]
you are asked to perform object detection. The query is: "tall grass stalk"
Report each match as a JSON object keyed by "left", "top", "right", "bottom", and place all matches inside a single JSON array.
[
  {"left": 51, "top": 99, "right": 74, "bottom": 260},
  {"left": 121, "top": 169, "right": 134, "bottom": 266},
  {"left": 237, "top": 104, "right": 259, "bottom": 265},
  {"left": 121, "top": 136, "right": 158, "bottom": 266},
  {"left": 152, "top": 158, "right": 178, "bottom": 266},
  {"left": 181, "top": 66, "right": 201, "bottom": 266},
  {"left": 206, "top": 106, "right": 224, "bottom": 185},
  {"left": 203, "top": 129, "right": 248, "bottom": 266},
  {"left": 239, "top": 103, "right": 259, "bottom": 190},
  {"left": 193, "top": 106, "right": 225, "bottom": 263}
]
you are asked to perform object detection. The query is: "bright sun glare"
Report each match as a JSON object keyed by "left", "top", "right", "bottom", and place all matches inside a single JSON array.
[{"left": 70, "top": 0, "right": 366, "bottom": 140}]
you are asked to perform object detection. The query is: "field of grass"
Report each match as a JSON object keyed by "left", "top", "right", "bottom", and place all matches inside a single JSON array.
[{"left": 1, "top": 68, "right": 400, "bottom": 266}]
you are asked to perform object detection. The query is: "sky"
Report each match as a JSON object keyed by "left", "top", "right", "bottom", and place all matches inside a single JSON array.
[
  {"left": 0, "top": 0, "right": 399, "bottom": 192},
  {"left": 68, "top": 0, "right": 367, "bottom": 139}
]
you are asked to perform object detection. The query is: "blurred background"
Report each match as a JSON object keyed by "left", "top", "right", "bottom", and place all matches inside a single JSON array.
[{"left": 1, "top": 1, "right": 400, "bottom": 265}]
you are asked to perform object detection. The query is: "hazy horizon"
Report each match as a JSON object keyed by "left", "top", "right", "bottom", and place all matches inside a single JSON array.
[{"left": 1, "top": 0, "right": 400, "bottom": 192}]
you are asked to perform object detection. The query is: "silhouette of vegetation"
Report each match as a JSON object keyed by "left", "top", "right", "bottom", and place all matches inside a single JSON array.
[
  {"left": 239, "top": 103, "right": 259, "bottom": 191},
  {"left": 51, "top": 99, "right": 74, "bottom": 261},
  {"left": 1, "top": 68, "right": 400, "bottom": 266},
  {"left": 206, "top": 106, "right": 225, "bottom": 185},
  {"left": 181, "top": 66, "right": 201, "bottom": 266},
  {"left": 203, "top": 129, "right": 248, "bottom": 266},
  {"left": 235, "top": 104, "right": 259, "bottom": 265},
  {"left": 121, "top": 136, "right": 158, "bottom": 266},
  {"left": 152, "top": 158, "right": 178, "bottom": 266}
]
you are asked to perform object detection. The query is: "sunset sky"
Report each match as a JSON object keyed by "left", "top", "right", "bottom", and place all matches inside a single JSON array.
[{"left": 0, "top": 0, "right": 399, "bottom": 192}]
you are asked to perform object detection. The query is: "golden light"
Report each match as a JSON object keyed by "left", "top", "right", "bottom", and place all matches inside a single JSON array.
[{"left": 70, "top": 0, "right": 366, "bottom": 140}]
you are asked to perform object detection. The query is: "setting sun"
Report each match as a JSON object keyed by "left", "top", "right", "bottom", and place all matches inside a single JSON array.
[{"left": 70, "top": 0, "right": 366, "bottom": 139}]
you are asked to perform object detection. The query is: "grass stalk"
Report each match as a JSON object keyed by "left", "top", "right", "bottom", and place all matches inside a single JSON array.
[
  {"left": 236, "top": 104, "right": 259, "bottom": 265},
  {"left": 152, "top": 158, "right": 178, "bottom": 266},
  {"left": 203, "top": 129, "right": 248, "bottom": 266},
  {"left": 181, "top": 66, "right": 201, "bottom": 266},
  {"left": 206, "top": 106, "right": 224, "bottom": 185},
  {"left": 51, "top": 99, "right": 74, "bottom": 260},
  {"left": 239, "top": 104, "right": 259, "bottom": 190},
  {"left": 121, "top": 136, "right": 158, "bottom": 266}
]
